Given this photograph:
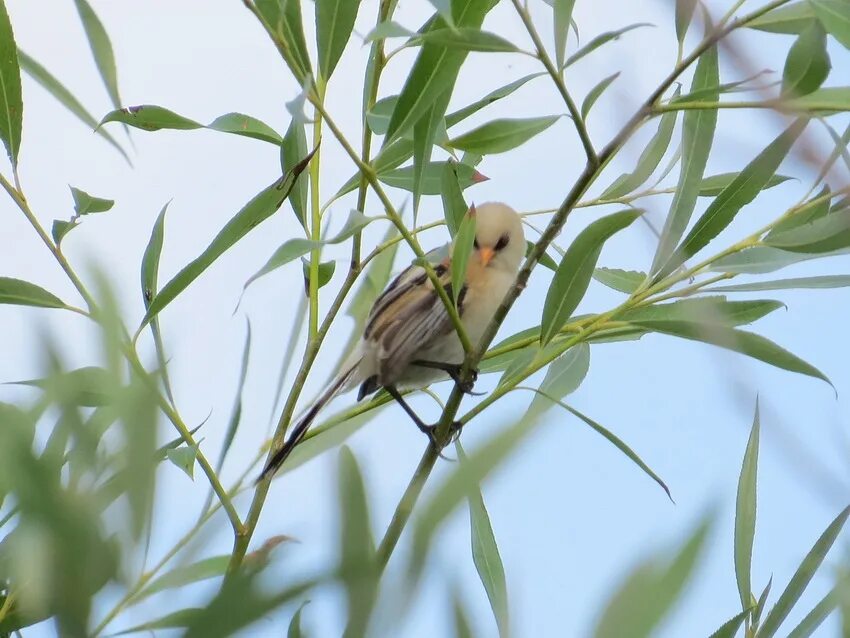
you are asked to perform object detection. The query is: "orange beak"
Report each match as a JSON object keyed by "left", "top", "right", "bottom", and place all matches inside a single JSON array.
[{"left": 479, "top": 246, "right": 495, "bottom": 267}]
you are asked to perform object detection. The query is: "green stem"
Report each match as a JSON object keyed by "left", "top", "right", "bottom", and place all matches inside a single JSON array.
[{"left": 308, "top": 98, "right": 324, "bottom": 339}]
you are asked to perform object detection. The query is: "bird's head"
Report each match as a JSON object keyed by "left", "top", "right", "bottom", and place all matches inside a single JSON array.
[{"left": 470, "top": 202, "right": 525, "bottom": 274}]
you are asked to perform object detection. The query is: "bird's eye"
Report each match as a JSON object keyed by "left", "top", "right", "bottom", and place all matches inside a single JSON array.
[
  {"left": 494, "top": 234, "right": 510, "bottom": 251},
  {"left": 473, "top": 238, "right": 480, "bottom": 249}
]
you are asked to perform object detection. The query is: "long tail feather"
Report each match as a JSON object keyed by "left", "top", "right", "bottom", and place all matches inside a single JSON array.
[{"left": 257, "top": 361, "right": 360, "bottom": 483}]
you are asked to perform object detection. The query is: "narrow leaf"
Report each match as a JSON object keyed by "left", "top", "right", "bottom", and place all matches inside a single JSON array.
[
  {"left": 441, "top": 160, "right": 468, "bottom": 237},
  {"left": 112, "top": 609, "right": 202, "bottom": 635},
  {"left": 565, "top": 23, "right": 653, "bottom": 68},
  {"left": 448, "top": 115, "right": 559, "bottom": 155},
  {"left": 554, "top": 0, "right": 577, "bottom": 70},
  {"left": 207, "top": 112, "right": 282, "bottom": 144},
  {"left": 316, "top": 0, "right": 362, "bottom": 80},
  {"left": 411, "top": 28, "right": 521, "bottom": 53},
  {"left": 593, "top": 268, "right": 645, "bottom": 293},
  {"left": 99, "top": 105, "right": 202, "bottom": 132},
  {"left": 747, "top": 3, "right": 817, "bottom": 34},
  {"left": 70, "top": 186, "right": 113, "bottom": 215},
  {"left": 0, "top": 277, "right": 67, "bottom": 309},
  {"left": 132, "top": 557, "right": 228, "bottom": 604},
  {"left": 287, "top": 601, "right": 310, "bottom": 638},
  {"left": 451, "top": 208, "right": 476, "bottom": 306},
  {"left": 782, "top": 23, "right": 830, "bottom": 97},
  {"left": 735, "top": 402, "right": 760, "bottom": 612},
  {"left": 446, "top": 72, "right": 545, "bottom": 126},
  {"left": 764, "top": 208, "right": 850, "bottom": 253},
  {"left": 621, "top": 298, "right": 783, "bottom": 327},
  {"left": 676, "top": 0, "right": 699, "bottom": 44},
  {"left": 218, "top": 320, "right": 251, "bottom": 471},
  {"left": 810, "top": 0, "right": 850, "bottom": 49},
  {"left": 582, "top": 73, "right": 619, "bottom": 120},
  {"left": 786, "top": 581, "right": 844, "bottom": 638},
  {"left": 166, "top": 445, "right": 197, "bottom": 479},
  {"left": 254, "top": 0, "right": 313, "bottom": 83},
  {"left": 698, "top": 172, "right": 793, "bottom": 197},
  {"left": 281, "top": 119, "right": 309, "bottom": 229},
  {"left": 708, "top": 608, "right": 753, "bottom": 638},
  {"left": 710, "top": 245, "right": 850, "bottom": 274},
  {"left": 541, "top": 210, "right": 640, "bottom": 344},
  {"left": 528, "top": 343, "right": 590, "bottom": 417},
  {"left": 379, "top": 161, "right": 486, "bottom": 194},
  {"left": 73, "top": 0, "right": 123, "bottom": 115},
  {"left": 705, "top": 275, "right": 850, "bottom": 292},
  {"left": 0, "top": 0, "right": 22, "bottom": 166}
]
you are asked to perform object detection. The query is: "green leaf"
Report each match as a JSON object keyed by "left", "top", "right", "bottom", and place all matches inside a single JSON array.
[
  {"left": 207, "top": 112, "right": 282, "bottom": 144},
  {"left": 456, "top": 441, "right": 509, "bottom": 638},
  {"left": 753, "top": 579, "right": 773, "bottom": 630},
  {"left": 651, "top": 44, "right": 718, "bottom": 273},
  {"left": 528, "top": 343, "right": 590, "bottom": 417},
  {"left": 747, "top": 2, "right": 817, "bottom": 34},
  {"left": 132, "top": 557, "right": 228, "bottom": 604},
  {"left": 364, "top": 21, "right": 414, "bottom": 42},
  {"left": 528, "top": 241, "right": 559, "bottom": 271},
  {"left": 757, "top": 506, "right": 850, "bottom": 637},
  {"left": 316, "top": 0, "right": 361, "bottom": 81},
  {"left": 52, "top": 219, "right": 76, "bottom": 244},
  {"left": 427, "top": 0, "right": 455, "bottom": 28},
  {"left": 17, "top": 49, "right": 128, "bottom": 163},
  {"left": 628, "top": 320, "right": 832, "bottom": 386},
  {"left": 698, "top": 172, "right": 793, "bottom": 197},
  {"left": 786, "top": 581, "right": 844, "bottom": 638},
  {"left": 70, "top": 185, "right": 114, "bottom": 215},
  {"left": 810, "top": 0, "right": 850, "bottom": 49},
  {"left": 441, "top": 160, "right": 468, "bottom": 237},
  {"left": 218, "top": 319, "right": 251, "bottom": 472},
  {"left": 254, "top": 0, "right": 313, "bottom": 83},
  {"left": 675, "top": 0, "right": 698, "bottom": 44},
  {"left": 73, "top": 0, "right": 123, "bottom": 117},
  {"left": 593, "top": 516, "right": 711, "bottom": 638},
  {"left": 366, "top": 95, "right": 399, "bottom": 135},
  {"left": 112, "top": 608, "right": 202, "bottom": 635},
  {"left": 302, "top": 258, "right": 336, "bottom": 292},
  {"left": 243, "top": 238, "right": 317, "bottom": 289},
  {"left": 710, "top": 245, "right": 850, "bottom": 274},
  {"left": 385, "top": 0, "right": 495, "bottom": 142},
  {"left": 553, "top": 0, "right": 577, "bottom": 69},
  {"left": 141, "top": 146, "right": 316, "bottom": 327},
  {"left": 166, "top": 445, "right": 197, "bottom": 479},
  {"left": 413, "top": 88, "right": 451, "bottom": 216},
  {"left": 565, "top": 23, "right": 653, "bottom": 68},
  {"left": 0, "top": 0, "right": 22, "bottom": 166},
  {"left": 735, "top": 402, "right": 760, "bottom": 613},
  {"left": 379, "top": 160, "right": 485, "bottom": 194},
  {"left": 452, "top": 592, "right": 475, "bottom": 638},
  {"left": 541, "top": 210, "right": 640, "bottom": 344},
  {"left": 785, "top": 86, "right": 850, "bottom": 112},
  {"left": 705, "top": 275, "right": 850, "bottom": 292},
  {"left": 287, "top": 601, "right": 310, "bottom": 638},
  {"left": 446, "top": 72, "right": 545, "bottom": 126},
  {"left": 707, "top": 608, "right": 753, "bottom": 638},
  {"left": 764, "top": 208, "right": 850, "bottom": 253},
  {"left": 782, "top": 23, "right": 830, "bottom": 96},
  {"left": 451, "top": 208, "right": 476, "bottom": 307},
  {"left": 10, "top": 366, "right": 116, "bottom": 407},
  {"left": 593, "top": 268, "right": 645, "bottom": 293},
  {"left": 99, "top": 105, "right": 202, "bottom": 131},
  {"left": 448, "top": 115, "right": 559, "bottom": 155},
  {"left": 601, "top": 91, "right": 679, "bottom": 199},
  {"left": 621, "top": 298, "right": 784, "bottom": 327},
  {"left": 661, "top": 119, "right": 807, "bottom": 277},
  {"left": 0, "top": 277, "right": 67, "bottom": 309},
  {"left": 411, "top": 28, "right": 521, "bottom": 53},
  {"left": 281, "top": 119, "right": 309, "bottom": 229},
  {"left": 582, "top": 72, "right": 619, "bottom": 120}
]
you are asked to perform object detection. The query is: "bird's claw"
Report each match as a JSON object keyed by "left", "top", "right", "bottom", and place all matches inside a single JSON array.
[{"left": 419, "top": 421, "right": 464, "bottom": 459}]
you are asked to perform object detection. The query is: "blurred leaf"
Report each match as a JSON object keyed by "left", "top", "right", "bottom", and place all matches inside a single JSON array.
[
  {"left": 0, "top": 0, "right": 22, "bottom": 166},
  {"left": 565, "top": 23, "right": 653, "bottom": 68},
  {"left": 10, "top": 366, "right": 116, "bottom": 407},
  {"left": 528, "top": 343, "right": 590, "bottom": 417},
  {"left": 593, "top": 268, "right": 645, "bottom": 293},
  {"left": 364, "top": 21, "right": 413, "bottom": 41},
  {"left": 316, "top": 0, "right": 361, "bottom": 81},
  {"left": 661, "top": 119, "right": 807, "bottom": 277},
  {"left": 446, "top": 72, "right": 545, "bottom": 126},
  {"left": 527, "top": 241, "right": 559, "bottom": 271},
  {"left": 622, "top": 297, "right": 783, "bottom": 327},
  {"left": 254, "top": 0, "right": 313, "bottom": 83},
  {"left": 132, "top": 556, "right": 228, "bottom": 604},
  {"left": 411, "top": 28, "right": 520, "bottom": 52},
  {"left": 73, "top": 0, "right": 123, "bottom": 119},
  {"left": 757, "top": 506, "right": 850, "bottom": 637},
  {"left": 456, "top": 441, "right": 509, "bottom": 638},
  {"left": 705, "top": 275, "right": 850, "bottom": 292},
  {"left": 141, "top": 146, "right": 316, "bottom": 327},
  {"left": 593, "top": 516, "right": 711, "bottom": 638},
  {"left": 379, "top": 161, "right": 485, "bottom": 194},
  {"left": 628, "top": 320, "right": 831, "bottom": 385},
  {"left": 710, "top": 245, "right": 850, "bottom": 274},
  {"left": 338, "top": 447, "right": 377, "bottom": 638},
  {"left": 553, "top": 0, "right": 576, "bottom": 70},
  {"left": 735, "top": 403, "right": 760, "bottom": 613},
  {"left": 441, "top": 160, "right": 468, "bottom": 237},
  {"left": 651, "top": 44, "right": 718, "bottom": 274},
  {"left": 764, "top": 209, "right": 850, "bottom": 253},
  {"left": 385, "top": 0, "right": 495, "bottom": 142},
  {"left": 207, "top": 112, "right": 282, "bottom": 144},
  {"left": 427, "top": 0, "right": 455, "bottom": 27},
  {"left": 112, "top": 608, "right": 202, "bottom": 635},
  {"left": 448, "top": 116, "right": 559, "bottom": 155},
  {"left": 451, "top": 208, "right": 476, "bottom": 307},
  {"left": 541, "top": 210, "right": 640, "bottom": 345},
  {"left": 582, "top": 73, "right": 619, "bottom": 120},
  {"left": 782, "top": 23, "right": 830, "bottom": 97},
  {"left": 17, "top": 50, "right": 129, "bottom": 162},
  {"left": 281, "top": 119, "right": 309, "bottom": 229},
  {"left": 707, "top": 608, "right": 752, "bottom": 638},
  {"left": 786, "top": 580, "right": 844, "bottom": 638},
  {"left": 785, "top": 87, "right": 850, "bottom": 112},
  {"left": 70, "top": 186, "right": 113, "bottom": 215},
  {"left": 214, "top": 317, "right": 251, "bottom": 473},
  {"left": 747, "top": 3, "right": 817, "bottom": 34},
  {"left": 601, "top": 92, "right": 679, "bottom": 199},
  {"left": 287, "top": 601, "right": 310, "bottom": 638},
  {"left": 675, "top": 0, "right": 698, "bottom": 44},
  {"left": 497, "top": 345, "right": 537, "bottom": 387},
  {"left": 452, "top": 592, "right": 475, "bottom": 638},
  {"left": 0, "top": 277, "right": 67, "bottom": 309},
  {"left": 167, "top": 445, "right": 197, "bottom": 480},
  {"left": 698, "top": 173, "right": 793, "bottom": 197},
  {"left": 810, "top": 0, "right": 850, "bottom": 49}
]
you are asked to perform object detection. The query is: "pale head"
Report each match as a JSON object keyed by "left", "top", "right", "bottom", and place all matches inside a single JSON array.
[{"left": 471, "top": 202, "right": 525, "bottom": 274}]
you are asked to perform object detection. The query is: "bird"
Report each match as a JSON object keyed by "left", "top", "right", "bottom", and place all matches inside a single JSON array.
[{"left": 258, "top": 202, "right": 526, "bottom": 482}]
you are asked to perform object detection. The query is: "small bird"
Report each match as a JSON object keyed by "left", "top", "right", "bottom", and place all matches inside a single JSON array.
[{"left": 258, "top": 202, "right": 526, "bottom": 481}]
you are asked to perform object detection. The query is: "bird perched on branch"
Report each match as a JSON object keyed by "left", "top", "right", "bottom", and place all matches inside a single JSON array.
[{"left": 258, "top": 202, "right": 526, "bottom": 482}]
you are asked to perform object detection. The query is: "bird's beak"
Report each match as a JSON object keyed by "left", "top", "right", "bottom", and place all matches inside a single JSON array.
[{"left": 479, "top": 246, "right": 494, "bottom": 267}]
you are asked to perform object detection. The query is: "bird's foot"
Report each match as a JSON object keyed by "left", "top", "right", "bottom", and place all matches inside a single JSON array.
[{"left": 418, "top": 420, "right": 464, "bottom": 459}]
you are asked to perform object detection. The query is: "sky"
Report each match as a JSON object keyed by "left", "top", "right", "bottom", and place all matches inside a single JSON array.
[{"left": 1, "top": 0, "right": 849, "bottom": 636}]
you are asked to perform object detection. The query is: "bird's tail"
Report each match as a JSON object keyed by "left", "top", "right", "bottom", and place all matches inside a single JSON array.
[{"left": 257, "top": 361, "right": 360, "bottom": 483}]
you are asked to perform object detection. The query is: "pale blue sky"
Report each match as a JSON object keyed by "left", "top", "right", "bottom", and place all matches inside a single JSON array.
[{"left": 2, "top": 0, "right": 849, "bottom": 636}]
